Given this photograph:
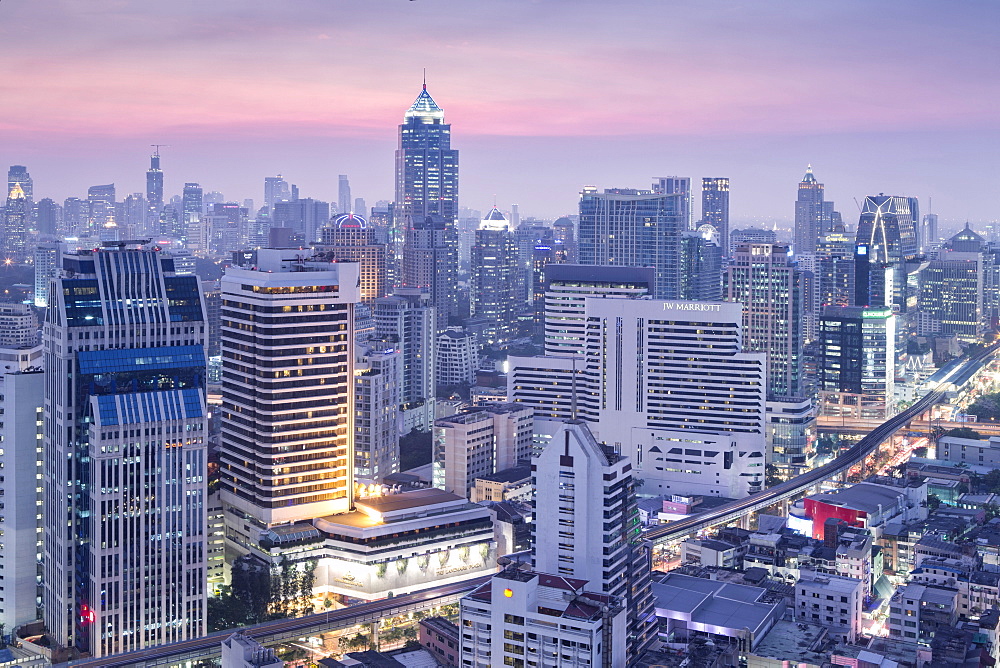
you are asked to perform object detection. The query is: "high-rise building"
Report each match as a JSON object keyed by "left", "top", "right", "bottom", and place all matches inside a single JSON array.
[
  {"left": 470, "top": 207, "right": 518, "bottom": 345},
  {"left": 146, "top": 150, "right": 164, "bottom": 228},
  {"left": 679, "top": 229, "right": 723, "bottom": 300},
  {"left": 514, "top": 221, "right": 554, "bottom": 307},
  {"left": 819, "top": 305, "right": 896, "bottom": 420},
  {"left": 432, "top": 403, "right": 533, "bottom": 497},
  {"left": 578, "top": 181, "right": 688, "bottom": 299},
  {"left": 653, "top": 176, "right": 692, "bottom": 229},
  {"left": 121, "top": 193, "right": 146, "bottom": 240},
  {"left": 397, "top": 83, "right": 459, "bottom": 325},
  {"left": 207, "top": 202, "right": 249, "bottom": 254},
  {"left": 354, "top": 345, "right": 400, "bottom": 482},
  {"left": 854, "top": 195, "right": 919, "bottom": 312},
  {"left": 33, "top": 240, "right": 65, "bottom": 308},
  {"left": 532, "top": 419, "right": 656, "bottom": 658},
  {"left": 182, "top": 182, "right": 204, "bottom": 248},
  {"left": 918, "top": 225, "right": 986, "bottom": 341},
  {"left": 460, "top": 566, "right": 628, "bottom": 668},
  {"left": 511, "top": 297, "right": 767, "bottom": 498},
  {"left": 338, "top": 174, "right": 351, "bottom": 214},
  {"left": 354, "top": 197, "right": 366, "bottom": 217},
  {"left": 542, "top": 264, "right": 654, "bottom": 357},
  {"left": 43, "top": 246, "right": 209, "bottom": 657},
  {"left": 219, "top": 250, "right": 360, "bottom": 553},
  {"left": 374, "top": 288, "right": 436, "bottom": 431},
  {"left": 921, "top": 213, "right": 939, "bottom": 253},
  {"left": 726, "top": 243, "right": 804, "bottom": 398},
  {"left": 35, "top": 197, "right": 61, "bottom": 237},
  {"left": 319, "top": 213, "right": 388, "bottom": 303},
  {"left": 4, "top": 182, "right": 29, "bottom": 261},
  {"left": 263, "top": 175, "right": 291, "bottom": 214},
  {"left": 63, "top": 197, "right": 87, "bottom": 235},
  {"left": 0, "top": 306, "right": 43, "bottom": 631},
  {"left": 702, "top": 177, "right": 730, "bottom": 256},
  {"left": 793, "top": 166, "right": 840, "bottom": 256},
  {"left": 273, "top": 198, "right": 330, "bottom": 245},
  {"left": 7, "top": 165, "right": 32, "bottom": 230},
  {"left": 87, "top": 183, "right": 116, "bottom": 236},
  {"left": 436, "top": 326, "right": 477, "bottom": 387},
  {"left": 731, "top": 227, "right": 777, "bottom": 247}
]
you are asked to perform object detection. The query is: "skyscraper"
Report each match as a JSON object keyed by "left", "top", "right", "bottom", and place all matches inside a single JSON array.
[
  {"left": 470, "top": 207, "right": 518, "bottom": 345},
  {"left": 702, "top": 177, "right": 730, "bottom": 256},
  {"left": 918, "top": 225, "right": 986, "bottom": 341},
  {"left": 87, "top": 183, "right": 116, "bottom": 235},
  {"left": 319, "top": 213, "right": 388, "bottom": 303},
  {"left": 7, "top": 165, "right": 32, "bottom": 226},
  {"left": 35, "top": 197, "right": 61, "bottom": 237},
  {"left": 793, "top": 166, "right": 839, "bottom": 255},
  {"left": 182, "top": 182, "right": 204, "bottom": 248},
  {"left": 854, "top": 194, "right": 919, "bottom": 311},
  {"left": 679, "top": 229, "right": 723, "bottom": 300},
  {"left": 726, "top": 243, "right": 804, "bottom": 398},
  {"left": 4, "top": 182, "right": 28, "bottom": 261},
  {"left": 0, "top": 305, "right": 43, "bottom": 632},
  {"left": 145, "top": 149, "right": 164, "bottom": 229},
  {"left": 219, "top": 250, "right": 360, "bottom": 552},
  {"left": 921, "top": 213, "right": 939, "bottom": 253},
  {"left": 374, "top": 288, "right": 436, "bottom": 431},
  {"left": 43, "top": 246, "right": 209, "bottom": 657},
  {"left": 532, "top": 418, "right": 656, "bottom": 657},
  {"left": 338, "top": 174, "right": 351, "bottom": 214},
  {"left": 578, "top": 181, "right": 688, "bottom": 299},
  {"left": 263, "top": 175, "right": 291, "bottom": 214},
  {"left": 354, "top": 345, "right": 400, "bottom": 482},
  {"left": 511, "top": 297, "right": 767, "bottom": 498},
  {"left": 819, "top": 306, "right": 895, "bottom": 420},
  {"left": 397, "top": 83, "right": 459, "bottom": 325},
  {"left": 272, "top": 197, "right": 330, "bottom": 245}
]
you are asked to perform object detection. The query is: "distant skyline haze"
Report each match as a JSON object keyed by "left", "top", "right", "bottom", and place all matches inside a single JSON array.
[{"left": 1, "top": 0, "right": 997, "bottom": 223}]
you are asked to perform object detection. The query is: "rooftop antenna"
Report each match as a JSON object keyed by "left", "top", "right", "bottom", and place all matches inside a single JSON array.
[
  {"left": 150, "top": 144, "right": 169, "bottom": 157},
  {"left": 422, "top": 68, "right": 426, "bottom": 91}
]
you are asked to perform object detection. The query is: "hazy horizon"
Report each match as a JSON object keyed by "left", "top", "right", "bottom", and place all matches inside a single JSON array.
[{"left": 2, "top": 0, "right": 998, "bottom": 224}]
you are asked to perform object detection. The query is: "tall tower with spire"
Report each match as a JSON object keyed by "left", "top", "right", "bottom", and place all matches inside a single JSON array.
[
  {"left": 146, "top": 147, "right": 165, "bottom": 233},
  {"left": 4, "top": 182, "right": 28, "bottom": 262},
  {"left": 396, "top": 80, "right": 459, "bottom": 326},
  {"left": 793, "top": 165, "right": 838, "bottom": 255}
]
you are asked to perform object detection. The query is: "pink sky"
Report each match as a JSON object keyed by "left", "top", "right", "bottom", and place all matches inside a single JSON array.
[{"left": 2, "top": 0, "right": 998, "bottom": 222}]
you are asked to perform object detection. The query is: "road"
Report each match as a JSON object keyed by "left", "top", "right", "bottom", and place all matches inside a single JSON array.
[
  {"left": 64, "top": 576, "right": 489, "bottom": 668},
  {"left": 643, "top": 343, "right": 999, "bottom": 547}
]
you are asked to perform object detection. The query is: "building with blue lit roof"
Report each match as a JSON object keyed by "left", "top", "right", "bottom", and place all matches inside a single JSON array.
[{"left": 43, "top": 244, "right": 209, "bottom": 658}]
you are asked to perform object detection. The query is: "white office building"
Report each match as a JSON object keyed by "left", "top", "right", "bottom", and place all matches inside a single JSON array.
[
  {"left": 0, "top": 319, "right": 43, "bottom": 631},
  {"left": 432, "top": 403, "right": 533, "bottom": 497},
  {"left": 374, "top": 287, "right": 436, "bottom": 431},
  {"left": 436, "top": 326, "right": 477, "bottom": 387},
  {"left": 532, "top": 419, "right": 656, "bottom": 656},
  {"left": 511, "top": 299, "right": 767, "bottom": 498},
  {"left": 354, "top": 345, "right": 400, "bottom": 483}
]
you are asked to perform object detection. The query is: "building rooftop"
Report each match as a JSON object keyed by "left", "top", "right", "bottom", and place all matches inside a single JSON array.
[
  {"left": 808, "top": 482, "right": 905, "bottom": 516},
  {"left": 749, "top": 619, "right": 830, "bottom": 666},
  {"left": 476, "top": 465, "right": 531, "bottom": 484}
]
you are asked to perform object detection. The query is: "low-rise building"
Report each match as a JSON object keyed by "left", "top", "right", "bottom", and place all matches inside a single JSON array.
[
  {"left": 221, "top": 633, "right": 282, "bottom": 668},
  {"left": 887, "top": 582, "right": 958, "bottom": 645},
  {"left": 311, "top": 488, "right": 496, "bottom": 602},
  {"left": 939, "top": 434, "right": 1000, "bottom": 468},
  {"left": 795, "top": 571, "right": 864, "bottom": 643},
  {"left": 652, "top": 573, "right": 785, "bottom": 651},
  {"left": 418, "top": 616, "right": 459, "bottom": 668},
  {"left": 470, "top": 464, "right": 532, "bottom": 503}
]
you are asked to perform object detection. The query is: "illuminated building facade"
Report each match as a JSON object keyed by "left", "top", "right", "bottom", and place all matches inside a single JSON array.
[
  {"left": 470, "top": 207, "right": 518, "bottom": 345},
  {"left": 578, "top": 182, "right": 688, "bottom": 299},
  {"left": 819, "top": 306, "right": 896, "bottom": 420},
  {"left": 702, "top": 177, "right": 730, "bottom": 255},
  {"left": 219, "top": 250, "right": 360, "bottom": 553},
  {"left": 397, "top": 84, "right": 459, "bottom": 325},
  {"left": 793, "top": 165, "right": 840, "bottom": 255},
  {"left": 320, "top": 213, "right": 388, "bottom": 303},
  {"left": 43, "top": 246, "right": 209, "bottom": 657}
]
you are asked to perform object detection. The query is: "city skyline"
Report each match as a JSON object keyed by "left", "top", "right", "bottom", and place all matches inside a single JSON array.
[{"left": 1, "top": 1, "right": 998, "bottom": 222}]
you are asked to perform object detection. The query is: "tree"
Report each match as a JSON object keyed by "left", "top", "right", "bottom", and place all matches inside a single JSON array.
[
  {"left": 927, "top": 493, "right": 942, "bottom": 510},
  {"left": 943, "top": 427, "right": 984, "bottom": 440}
]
